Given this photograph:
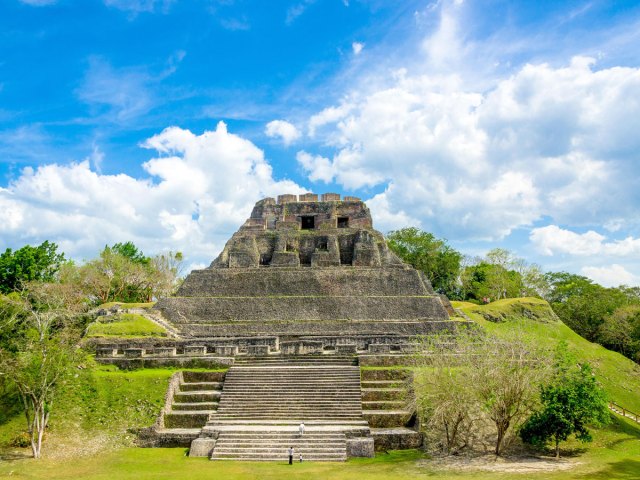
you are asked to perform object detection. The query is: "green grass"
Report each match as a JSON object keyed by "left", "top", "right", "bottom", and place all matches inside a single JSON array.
[
  {"left": 86, "top": 313, "right": 167, "bottom": 337},
  {"left": 1, "top": 297, "right": 639, "bottom": 478},
  {"left": 2, "top": 418, "right": 639, "bottom": 479}
]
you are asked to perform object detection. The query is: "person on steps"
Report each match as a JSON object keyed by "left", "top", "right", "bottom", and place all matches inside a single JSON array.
[
  {"left": 288, "top": 446, "right": 294, "bottom": 465},
  {"left": 299, "top": 422, "right": 305, "bottom": 436}
]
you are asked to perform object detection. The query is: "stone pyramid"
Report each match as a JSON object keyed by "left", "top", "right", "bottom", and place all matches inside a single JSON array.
[{"left": 154, "top": 193, "right": 454, "bottom": 352}]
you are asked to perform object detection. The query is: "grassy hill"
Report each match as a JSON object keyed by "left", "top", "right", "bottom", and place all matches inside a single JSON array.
[{"left": 452, "top": 298, "right": 640, "bottom": 412}]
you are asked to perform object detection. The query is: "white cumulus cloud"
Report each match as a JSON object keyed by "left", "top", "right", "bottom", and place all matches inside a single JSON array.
[
  {"left": 265, "top": 120, "right": 301, "bottom": 146},
  {"left": 0, "top": 122, "right": 305, "bottom": 265},
  {"left": 581, "top": 264, "right": 639, "bottom": 288},
  {"left": 530, "top": 225, "right": 640, "bottom": 257},
  {"left": 299, "top": 57, "right": 640, "bottom": 239}
]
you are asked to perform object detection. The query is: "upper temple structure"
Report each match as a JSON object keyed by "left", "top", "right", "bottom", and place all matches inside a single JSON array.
[{"left": 153, "top": 193, "right": 456, "bottom": 346}]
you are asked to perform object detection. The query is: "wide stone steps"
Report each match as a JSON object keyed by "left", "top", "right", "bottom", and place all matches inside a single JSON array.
[
  {"left": 174, "top": 391, "right": 222, "bottom": 402},
  {"left": 210, "top": 431, "right": 347, "bottom": 462},
  {"left": 204, "top": 364, "right": 364, "bottom": 461}
]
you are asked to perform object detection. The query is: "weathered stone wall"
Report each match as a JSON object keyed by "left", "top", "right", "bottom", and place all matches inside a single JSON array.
[
  {"left": 176, "top": 268, "right": 434, "bottom": 297},
  {"left": 157, "top": 295, "right": 448, "bottom": 323}
]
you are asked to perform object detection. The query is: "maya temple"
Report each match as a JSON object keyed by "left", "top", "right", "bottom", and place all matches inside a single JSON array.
[{"left": 94, "top": 193, "right": 471, "bottom": 461}]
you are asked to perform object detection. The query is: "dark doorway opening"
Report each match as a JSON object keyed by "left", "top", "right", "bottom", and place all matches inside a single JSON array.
[
  {"left": 301, "top": 216, "right": 315, "bottom": 230},
  {"left": 337, "top": 217, "right": 349, "bottom": 228},
  {"left": 259, "top": 254, "right": 271, "bottom": 266}
]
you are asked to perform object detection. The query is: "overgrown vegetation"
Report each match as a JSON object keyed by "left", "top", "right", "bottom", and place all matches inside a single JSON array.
[
  {"left": 85, "top": 313, "right": 167, "bottom": 337},
  {"left": 387, "top": 228, "right": 640, "bottom": 364}
]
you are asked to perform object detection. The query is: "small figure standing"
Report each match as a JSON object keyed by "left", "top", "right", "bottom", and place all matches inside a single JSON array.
[
  {"left": 288, "top": 446, "right": 294, "bottom": 465},
  {"left": 299, "top": 421, "right": 305, "bottom": 436},
  {"left": 299, "top": 453, "right": 303, "bottom": 463}
]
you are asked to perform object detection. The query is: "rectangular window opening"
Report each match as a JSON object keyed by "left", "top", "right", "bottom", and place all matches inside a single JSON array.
[
  {"left": 337, "top": 217, "right": 349, "bottom": 228},
  {"left": 301, "top": 216, "right": 315, "bottom": 230}
]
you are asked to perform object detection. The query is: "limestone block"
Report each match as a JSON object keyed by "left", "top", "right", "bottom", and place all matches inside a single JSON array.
[
  {"left": 189, "top": 437, "right": 217, "bottom": 457},
  {"left": 343, "top": 196, "right": 361, "bottom": 202},
  {"left": 275, "top": 221, "right": 300, "bottom": 231},
  {"left": 124, "top": 348, "right": 144, "bottom": 358},
  {"left": 321, "top": 193, "right": 341, "bottom": 202},
  {"left": 369, "top": 344, "right": 391, "bottom": 354},
  {"left": 212, "top": 345, "right": 238, "bottom": 356},
  {"left": 336, "top": 344, "right": 357, "bottom": 354},
  {"left": 346, "top": 437, "right": 375, "bottom": 458},
  {"left": 246, "top": 345, "right": 269, "bottom": 355},
  {"left": 270, "top": 251, "right": 300, "bottom": 267},
  {"left": 298, "top": 193, "right": 318, "bottom": 202},
  {"left": 277, "top": 194, "right": 297, "bottom": 204},
  {"left": 155, "top": 347, "right": 177, "bottom": 357},
  {"left": 184, "top": 345, "right": 206, "bottom": 356},
  {"left": 311, "top": 251, "right": 340, "bottom": 267},
  {"left": 96, "top": 347, "right": 118, "bottom": 358}
]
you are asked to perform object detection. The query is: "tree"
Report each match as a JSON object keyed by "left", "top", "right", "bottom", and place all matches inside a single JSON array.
[
  {"left": 599, "top": 305, "right": 640, "bottom": 361},
  {"left": 469, "top": 331, "right": 547, "bottom": 455},
  {"left": 520, "top": 342, "right": 609, "bottom": 458},
  {"left": 386, "top": 228, "right": 462, "bottom": 297},
  {"left": 75, "top": 243, "right": 183, "bottom": 305},
  {"left": 414, "top": 328, "right": 548, "bottom": 456},
  {"left": 545, "top": 273, "right": 629, "bottom": 341},
  {"left": 0, "top": 282, "right": 84, "bottom": 458},
  {"left": 0, "top": 241, "right": 66, "bottom": 293},
  {"left": 414, "top": 331, "right": 479, "bottom": 455}
]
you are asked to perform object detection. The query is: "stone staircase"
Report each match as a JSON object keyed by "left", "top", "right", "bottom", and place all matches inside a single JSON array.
[
  {"left": 211, "top": 430, "right": 348, "bottom": 461},
  {"left": 164, "top": 371, "right": 224, "bottom": 428},
  {"left": 200, "top": 361, "right": 370, "bottom": 461}
]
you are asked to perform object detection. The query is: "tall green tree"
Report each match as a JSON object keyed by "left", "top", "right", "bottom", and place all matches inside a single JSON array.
[
  {"left": 386, "top": 228, "right": 462, "bottom": 297},
  {"left": 0, "top": 282, "right": 85, "bottom": 458},
  {"left": 520, "top": 342, "right": 609, "bottom": 458},
  {"left": 0, "top": 241, "right": 66, "bottom": 293}
]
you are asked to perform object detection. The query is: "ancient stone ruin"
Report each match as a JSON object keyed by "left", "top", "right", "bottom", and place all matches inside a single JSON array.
[
  {"left": 152, "top": 193, "right": 454, "bottom": 353},
  {"left": 99, "top": 193, "right": 469, "bottom": 461}
]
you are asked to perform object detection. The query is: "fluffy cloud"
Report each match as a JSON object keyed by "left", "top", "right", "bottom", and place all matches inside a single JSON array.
[
  {"left": 352, "top": 42, "right": 364, "bottom": 55},
  {"left": 0, "top": 122, "right": 304, "bottom": 264},
  {"left": 581, "top": 264, "right": 639, "bottom": 288},
  {"left": 530, "top": 225, "right": 640, "bottom": 257},
  {"left": 265, "top": 120, "right": 301, "bottom": 146},
  {"left": 299, "top": 57, "right": 640, "bottom": 238}
]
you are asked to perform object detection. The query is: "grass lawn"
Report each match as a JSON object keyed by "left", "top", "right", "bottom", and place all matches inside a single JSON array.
[
  {"left": 2, "top": 416, "right": 639, "bottom": 480},
  {"left": 85, "top": 313, "right": 167, "bottom": 337}
]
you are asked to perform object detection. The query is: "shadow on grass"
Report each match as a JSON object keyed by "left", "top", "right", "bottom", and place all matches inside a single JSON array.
[
  {"left": 0, "top": 449, "right": 32, "bottom": 461},
  {"left": 576, "top": 459, "right": 640, "bottom": 479}
]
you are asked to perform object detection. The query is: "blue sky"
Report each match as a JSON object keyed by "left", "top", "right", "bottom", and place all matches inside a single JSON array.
[{"left": 1, "top": 0, "right": 640, "bottom": 286}]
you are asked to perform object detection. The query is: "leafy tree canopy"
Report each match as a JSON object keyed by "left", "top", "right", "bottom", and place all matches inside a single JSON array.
[
  {"left": 386, "top": 227, "right": 462, "bottom": 297},
  {"left": 0, "top": 241, "right": 66, "bottom": 294},
  {"left": 519, "top": 341, "right": 609, "bottom": 458}
]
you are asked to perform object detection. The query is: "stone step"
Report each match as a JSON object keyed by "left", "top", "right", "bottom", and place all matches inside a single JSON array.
[
  {"left": 361, "top": 380, "right": 404, "bottom": 388},
  {"left": 174, "top": 391, "right": 222, "bottom": 402},
  {"left": 362, "top": 400, "right": 405, "bottom": 409},
  {"left": 172, "top": 402, "right": 218, "bottom": 411},
  {"left": 180, "top": 382, "right": 223, "bottom": 391},
  {"left": 164, "top": 411, "right": 212, "bottom": 428},
  {"left": 211, "top": 454, "right": 346, "bottom": 461},
  {"left": 206, "top": 419, "right": 369, "bottom": 426},
  {"left": 182, "top": 371, "right": 226, "bottom": 383},
  {"left": 213, "top": 447, "right": 345, "bottom": 455}
]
